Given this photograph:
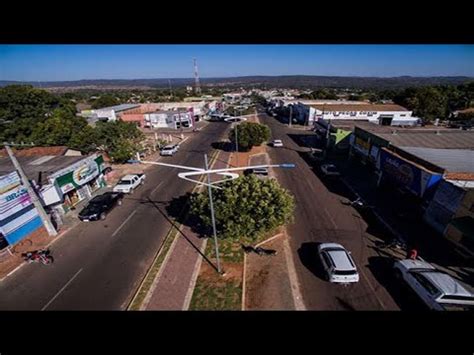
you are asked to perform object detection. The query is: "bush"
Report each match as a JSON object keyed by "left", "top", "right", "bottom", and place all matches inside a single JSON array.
[{"left": 189, "top": 175, "right": 295, "bottom": 241}]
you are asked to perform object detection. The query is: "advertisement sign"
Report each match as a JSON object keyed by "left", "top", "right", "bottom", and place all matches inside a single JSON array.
[
  {"left": 0, "top": 171, "right": 41, "bottom": 246},
  {"left": 0, "top": 172, "right": 34, "bottom": 220},
  {"left": 379, "top": 149, "right": 442, "bottom": 197},
  {"left": 55, "top": 156, "right": 102, "bottom": 193}
]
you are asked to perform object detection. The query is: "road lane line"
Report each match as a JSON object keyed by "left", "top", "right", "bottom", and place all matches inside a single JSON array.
[
  {"left": 150, "top": 181, "right": 164, "bottom": 195},
  {"left": 42, "top": 268, "right": 83, "bottom": 311},
  {"left": 112, "top": 210, "right": 138, "bottom": 237}
]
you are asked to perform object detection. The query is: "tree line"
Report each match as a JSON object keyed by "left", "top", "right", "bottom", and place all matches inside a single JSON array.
[{"left": 0, "top": 85, "right": 144, "bottom": 163}]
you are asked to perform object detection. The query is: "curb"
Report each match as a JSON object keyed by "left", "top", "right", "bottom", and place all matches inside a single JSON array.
[{"left": 282, "top": 229, "right": 306, "bottom": 310}]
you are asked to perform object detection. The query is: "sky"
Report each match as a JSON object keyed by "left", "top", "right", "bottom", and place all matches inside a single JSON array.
[{"left": 0, "top": 45, "right": 473, "bottom": 81}]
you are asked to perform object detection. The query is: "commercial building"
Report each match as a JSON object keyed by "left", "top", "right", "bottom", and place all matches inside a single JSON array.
[
  {"left": 84, "top": 104, "right": 141, "bottom": 122},
  {"left": 0, "top": 153, "right": 106, "bottom": 248},
  {"left": 144, "top": 110, "right": 193, "bottom": 129}
]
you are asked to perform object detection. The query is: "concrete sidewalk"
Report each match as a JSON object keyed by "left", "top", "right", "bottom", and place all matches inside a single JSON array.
[{"left": 141, "top": 150, "right": 232, "bottom": 310}]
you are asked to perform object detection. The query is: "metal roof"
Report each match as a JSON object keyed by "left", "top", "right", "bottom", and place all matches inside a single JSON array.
[
  {"left": 401, "top": 147, "right": 474, "bottom": 174},
  {"left": 378, "top": 131, "right": 474, "bottom": 149},
  {"left": 310, "top": 104, "right": 409, "bottom": 112},
  {"left": 95, "top": 104, "right": 140, "bottom": 112},
  {"left": 0, "top": 155, "right": 87, "bottom": 185}
]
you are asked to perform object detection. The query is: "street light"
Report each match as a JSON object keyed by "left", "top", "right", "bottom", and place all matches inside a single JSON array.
[{"left": 139, "top": 157, "right": 296, "bottom": 275}]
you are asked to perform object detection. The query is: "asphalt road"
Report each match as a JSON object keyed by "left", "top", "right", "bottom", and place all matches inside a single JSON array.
[
  {"left": 0, "top": 121, "right": 230, "bottom": 310},
  {"left": 260, "top": 111, "right": 402, "bottom": 310}
]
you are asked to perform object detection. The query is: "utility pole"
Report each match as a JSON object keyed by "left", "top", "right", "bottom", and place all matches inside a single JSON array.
[
  {"left": 234, "top": 122, "right": 239, "bottom": 167},
  {"left": 289, "top": 105, "right": 292, "bottom": 128},
  {"left": 4, "top": 143, "right": 57, "bottom": 237},
  {"left": 204, "top": 153, "right": 222, "bottom": 274}
]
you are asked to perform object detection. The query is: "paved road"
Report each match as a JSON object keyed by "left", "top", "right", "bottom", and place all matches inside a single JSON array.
[
  {"left": 260, "top": 111, "right": 401, "bottom": 310},
  {"left": 0, "top": 121, "right": 229, "bottom": 310}
]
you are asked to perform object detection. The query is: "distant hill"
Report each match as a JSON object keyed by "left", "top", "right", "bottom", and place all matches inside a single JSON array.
[{"left": 1, "top": 75, "right": 472, "bottom": 90}]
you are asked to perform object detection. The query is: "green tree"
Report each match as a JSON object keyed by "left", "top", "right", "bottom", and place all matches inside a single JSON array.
[
  {"left": 91, "top": 94, "right": 119, "bottom": 109},
  {"left": 190, "top": 175, "right": 295, "bottom": 241},
  {"left": 228, "top": 122, "right": 270, "bottom": 152},
  {"left": 94, "top": 120, "right": 145, "bottom": 163}
]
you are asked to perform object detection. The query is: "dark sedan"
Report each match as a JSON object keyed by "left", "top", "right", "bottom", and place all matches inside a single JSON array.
[{"left": 78, "top": 192, "right": 124, "bottom": 222}]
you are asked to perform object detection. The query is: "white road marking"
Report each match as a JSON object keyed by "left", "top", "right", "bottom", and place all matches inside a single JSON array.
[
  {"left": 42, "top": 268, "right": 83, "bottom": 311},
  {"left": 112, "top": 210, "right": 138, "bottom": 237},
  {"left": 150, "top": 181, "right": 164, "bottom": 195}
]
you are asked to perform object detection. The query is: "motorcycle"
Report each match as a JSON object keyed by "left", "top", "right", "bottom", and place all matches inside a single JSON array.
[{"left": 21, "top": 249, "right": 54, "bottom": 265}]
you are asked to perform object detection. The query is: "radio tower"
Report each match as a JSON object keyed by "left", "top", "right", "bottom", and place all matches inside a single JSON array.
[{"left": 193, "top": 58, "right": 201, "bottom": 95}]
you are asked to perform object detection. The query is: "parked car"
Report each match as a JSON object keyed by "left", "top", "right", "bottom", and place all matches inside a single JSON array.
[
  {"left": 244, "top": 167, "right": 269, "bottom": 176},
  {"left": 393, "top": 259, "right": 474, "bottom": 310},
  {"left": 321, "top": 164, "right": 341, "bottom": 177},
  {"left": 318, "top": 243, "right": 359, "bottom": 283},
  {"left": 271, "top": 139, "right": 283, "bottom": 147},
  {"left": 78, "top": 192, "right": 124, "bottom": 221},
  {"left": 160, "top": 144, "right": 178, "bottom": 156},
  {"left": 112, "top": 174, "right": 146, "bottom": 194}
]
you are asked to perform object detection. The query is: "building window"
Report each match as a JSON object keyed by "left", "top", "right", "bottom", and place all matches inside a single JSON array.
[
  {"left": 400, "top": 114, "right": 406, "bottom": 117},
  {"left": 350, "top": 111, "right": 356, "bottom": 116}
]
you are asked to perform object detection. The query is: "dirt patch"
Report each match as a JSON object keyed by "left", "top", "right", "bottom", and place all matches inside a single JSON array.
[{"left": 245, "top": 236, "right": 296, "bottom": 310}]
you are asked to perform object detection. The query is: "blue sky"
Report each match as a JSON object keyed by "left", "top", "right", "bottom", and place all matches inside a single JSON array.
[{"left": 0, "top": 45, "right": 473, "bottom": 81}]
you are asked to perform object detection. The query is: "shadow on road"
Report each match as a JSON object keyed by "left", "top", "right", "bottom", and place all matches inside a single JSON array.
[
  {"left": 297, "top": 242, "right": 326, "bottom": 281},
  {"left": 367, "top": 255, "right": 426, "bottom": 311},
  {"left": 211, "top": 141, "right": 234, "bottom": 152},
  {"left": 139, "top": 196, "right": 218, "bottom": 273}
]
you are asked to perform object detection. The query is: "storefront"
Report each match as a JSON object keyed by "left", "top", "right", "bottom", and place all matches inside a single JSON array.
[
  {"left": 50, "top": 155, "right": 106, "bottom": 214},
  {"left": 377, "top": 148, "right": 443, "bottom": 200}
]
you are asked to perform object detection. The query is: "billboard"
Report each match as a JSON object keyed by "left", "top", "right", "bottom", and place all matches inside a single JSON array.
[
  {"left": 0, "top": 171, "right": 41, "bottom": 245},
  {"left": 379, "top": 149, "right": 443, "bottom": 197}
]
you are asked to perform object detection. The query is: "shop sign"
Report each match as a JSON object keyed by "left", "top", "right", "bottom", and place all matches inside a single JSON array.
[
  {"left": 379, "top": 149, "right": 442, "bottom": 197},
  {"left": 56, "top": 158, "right": 100, "bottom": 193}
]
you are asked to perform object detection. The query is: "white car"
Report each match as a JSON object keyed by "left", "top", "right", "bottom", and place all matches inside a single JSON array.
[
  {"left": 318, "top": 243, "right": 359, "bottom": 283},
  {"left": 112, "top": 174, "right": 146, "bottom": 194},
  {"left": 321, "top": 164, "right": 340, "bottom": 177},
  {"left": 393, "top": 259, "right": 474, "bottom": 310},
  {"left": 160, "top": 145, "right": 178, "bottom": 156},
  {"left": 271, "top": 139, "right": 283, "bottom": 147}
]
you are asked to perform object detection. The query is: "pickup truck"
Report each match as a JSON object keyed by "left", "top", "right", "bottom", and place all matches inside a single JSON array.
[{"left": 112, "top": 173, "right": 146, "bottom": 194}]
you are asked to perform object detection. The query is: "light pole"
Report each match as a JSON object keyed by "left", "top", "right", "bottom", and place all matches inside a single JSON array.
[
  {"left": 234, "top": 123, "right": 239, "bottom": 167},
  {"left": 138, "top": 157, "right": 296, "bottom": 276},
  {"left": 204, "top": 153, "right": 222, "bottom": 274},
  {"left": 289, "top": 105, "right": 293, "bottom": 128}
]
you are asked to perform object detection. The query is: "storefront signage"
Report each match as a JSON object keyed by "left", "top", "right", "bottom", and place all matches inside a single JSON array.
[
  {"left": 55, "top": 156, "right": 103, "bottom": 194},
  {"left": 379, "top": 149, "right": 442, "bottom": 197}
]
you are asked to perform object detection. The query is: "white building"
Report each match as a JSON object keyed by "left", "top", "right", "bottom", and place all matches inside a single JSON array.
[
  {"left": 286, "top": 103, "right": 419, "bottom": 126},
  {"left": 144, "top": 111, "right": 193, "bottom": 129},
  {"left": 311, "top": 104, "right": 420, "bottom": 126},
  {"left": 84, "top": 104, "right": 140, "bottom": 122}
]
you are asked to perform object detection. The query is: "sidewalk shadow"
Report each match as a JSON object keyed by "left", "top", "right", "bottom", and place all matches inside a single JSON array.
[
  {"left": 141, "top": 196, "right": 218, "bottom": 273},
  {"left": 297, "top": 242, "right": 326, "bottom": 281}
]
